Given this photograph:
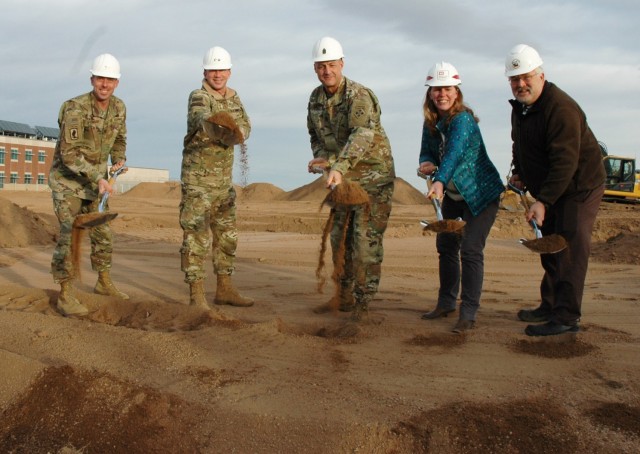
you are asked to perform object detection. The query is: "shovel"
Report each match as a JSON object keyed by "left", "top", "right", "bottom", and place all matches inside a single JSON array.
[
  {"left": 417, "top": 169, "right": 465, "bottom": 234},
  {"left": 508, "top": 183, "right": 567, "bottom": 254},
  {"left": 73, "top": 167, "right": 126, "bottom": 229}
]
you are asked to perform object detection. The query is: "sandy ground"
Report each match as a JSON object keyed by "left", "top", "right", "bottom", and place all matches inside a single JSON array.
[{"left": 0, "top": 179, "right": 639, "bottom": 453}]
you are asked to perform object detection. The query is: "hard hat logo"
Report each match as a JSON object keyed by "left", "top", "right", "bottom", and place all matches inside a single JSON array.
[
  {"left": 312, "top": 37, "right": 344, "bottom": 62},
  {"left": 425, "top": 62, "right": 461, "bottom": 87},
  {"left": 504, "top": 44, "right": 543, "bottom": 77}
]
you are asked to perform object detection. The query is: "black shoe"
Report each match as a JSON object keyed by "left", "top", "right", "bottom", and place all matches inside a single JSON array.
[
  {"left": 525, "top": 321, "right": 579, "bottom": 337},
  {"left": 421, "top": 307, "right": 455, "bottom": 320},
  {"left": 517, "top": 308, "right": 551, "bottom": 323},
  {"left": 452, "top": 319, "right": 475, "bottom": 333}
]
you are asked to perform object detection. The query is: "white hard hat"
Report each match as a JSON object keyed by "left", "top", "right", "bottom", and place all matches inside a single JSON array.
[
  {"left": 203, "top": 46, "right": 232, "bottom": 70},
  {"left": 312, "top": 37, "right": 344, "bottom": 62},
  {"left": 425, "top": 61, "right": 461, "bottom": 87},
  {"left": 504, "top": 44, "right": 543, "bottom": 77},
  {"left": 90, "top": 53, "right": 121, "bottom": 79}
]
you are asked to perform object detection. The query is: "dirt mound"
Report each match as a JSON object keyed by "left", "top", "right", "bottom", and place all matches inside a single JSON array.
[
  {"left": 590, "top": 232, "right": 640, "bottom": 265},
  {"left": 281, "top": 177, "right": 327, "bottom": 202},
  {"left": 395, "top": 397, "right": 583, "bottom": 453},
  {"left": 392, "top": 178, "right": 428, "bottom": 205},
  {"left": 0, "top": 365, "right": 207, "bottom": 453},
  {"left": 281, "top": 177, "right": 426, "bottom": 205},
  {"left": 123, "top": 181, "right": 182, "bottom": 199},
  {"left": 0, "top": 196, "right": 57, "bottom": 247},
  {"left": 238, "top": 182, "right": 285, "bottom": 202}
]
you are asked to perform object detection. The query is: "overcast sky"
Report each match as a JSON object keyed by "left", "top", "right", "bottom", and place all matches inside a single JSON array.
[{"left": 2, "top": 0, "right": 639, "bottom": 191}]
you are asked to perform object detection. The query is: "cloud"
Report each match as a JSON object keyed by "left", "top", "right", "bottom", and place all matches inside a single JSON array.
[{"left": 1, "top": 0, "right": 638, "bottom": 191}]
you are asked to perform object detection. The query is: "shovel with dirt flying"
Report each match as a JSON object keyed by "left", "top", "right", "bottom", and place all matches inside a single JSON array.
[
  {"left": 312, "top": 164, "right": 371, "bottom": 311},
  {"left": 508, "top": 183, "right": 567, "bottom": 254},
  {"left": 416, "top": 169, "right": 466, "bottom": 234},
  {"left": 71, "top": 166, "right": 127, "bottom": 279},
  {"left": 73, "top": 166, "right": 126, "bottom": 228}
]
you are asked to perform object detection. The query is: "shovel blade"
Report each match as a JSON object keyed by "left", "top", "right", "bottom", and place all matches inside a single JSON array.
[
  {"left": 519, "top": 234, "right": 567, "bottom": 254},
  {"left": 73, "top": 212, "right": 118, "bottom": 229},
  {"left": 422, "top": 219, "right": 466, "bottom": 234}
]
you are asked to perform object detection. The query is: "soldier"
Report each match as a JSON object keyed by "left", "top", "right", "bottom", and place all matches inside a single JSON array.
[
  {"left": 180, "top": 46, "right": 253, "bottom": 309},
  {"left": 50, "top": 53, "right": 129, "bottom": 317},
  {"left": 307, "top": 37, "right": 396, "bottom": 321}
]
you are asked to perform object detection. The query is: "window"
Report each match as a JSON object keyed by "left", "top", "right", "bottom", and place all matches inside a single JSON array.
[
  {"left": 0, "top": 148, "right": 4, "bottom": 165},
  {"left": 0, "top": 172, "right": 4, "bottom": 188},
  {"left": 37, "top": 174, "right": 46, "bottom": 184},
  {"left": 11, "top": 148, "right": 19, "bottom": 161},
  {"left": 24, "top": 173, "right": 32, "bottom": 184},
  {"left": 10, "top": 172, "right": 18, "bottom": 183},
  {"left": 25, "top": 149, "right": 33, "bottom": 162},
  {"left": 38, "top": 150, "right": 46, "bottom": 163}
]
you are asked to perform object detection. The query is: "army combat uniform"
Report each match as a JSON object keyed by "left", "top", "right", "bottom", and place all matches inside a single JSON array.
[
  {"left": 49, "top": 91, "right": 127, "bottom": 282},
  {"left": 180, "top": 80, "right": 250, "bottom": 283},
  {"left": 307, "top": 76, "right": 395, "bottom": 310}
]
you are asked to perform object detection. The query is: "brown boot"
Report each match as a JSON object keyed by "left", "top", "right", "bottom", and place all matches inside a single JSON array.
[
  {"left": 214, "top": 274, "right": 254, "bottom": 307},
  {"left": 313, "top": 286, "right": 355, "bottom": 314},
  {"left": 189, "top": 280, "right": 208, "bottom": 308},
  {"left": 57, "top": 280, "right": 89, "bottom": 316},
  {"left": 350, "top": 301, "right": 369, "bottom": 322},
  {"left": 94, "top": 271, "right": 129, "bottom": 300}
]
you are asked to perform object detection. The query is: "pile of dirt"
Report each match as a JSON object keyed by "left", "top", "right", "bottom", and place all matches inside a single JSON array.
[
  {"left": 120, "top": 178, "right": 426, "bottom": 206},
  {"left": 393, "top": 178, "right": 428, "bottom": 205},
  {"left": 280, "top": 177, "right": 427, "bottom": 205},
  {"left": 123, "top": 181, "right": 182, "bottom": 199},
  {"left": 590, "top": 232, "right": 640, "bottom": 265},
  {"left": 0, "top": 196, "right": 56, "bottom": 248},
  {"left": 237, "top": 182, "right": 285, "bottom": 202},
  {"left": 0, "top": 365, "right": 208, "bottom": 453},
  {"left": 281, "top": 177, "right": 327, "bottom": 202}
]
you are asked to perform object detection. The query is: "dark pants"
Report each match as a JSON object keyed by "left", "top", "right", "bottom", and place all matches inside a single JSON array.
[
  {"left": 435, "top": 197, "right": 499, "bottom": 320},
  {"left": 537, "top": 186, "right": 604, "bottom": 325}
]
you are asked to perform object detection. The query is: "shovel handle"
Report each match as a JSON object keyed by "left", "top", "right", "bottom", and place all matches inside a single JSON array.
[
  {"left": 98, "top": 166, "right": 126, "bottom": 213},
  {"left": 508, "top": 183, "right": 543, "bottom": 239}
]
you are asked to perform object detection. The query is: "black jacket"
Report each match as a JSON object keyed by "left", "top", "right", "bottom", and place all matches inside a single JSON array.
[{"left": 510, "top": 81, "right": 605, "bottom": 205}]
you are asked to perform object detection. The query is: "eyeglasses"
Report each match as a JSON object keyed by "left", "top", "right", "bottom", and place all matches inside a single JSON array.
[{"left": 508, "top": 71, "right": 539, "bottom": 84}]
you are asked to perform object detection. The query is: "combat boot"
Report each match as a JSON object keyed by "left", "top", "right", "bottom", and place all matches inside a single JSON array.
[
  {"left": 313, "top": 286, "right": 355, "bottom": 314},
  {"left": 189, "top": 280, "right": 208, "bottom": 308},
  {"left": 214, "top": 274, "right": 254, "bottom": 307},
  {"left": 350, "top": 300, "right": 369, "bottom": 322},
  {"left": 94, "top": 270, "right": 129, "bottom": 300},
  {"left": 57, "top": 280, "right": 89, "bottom": 317}
]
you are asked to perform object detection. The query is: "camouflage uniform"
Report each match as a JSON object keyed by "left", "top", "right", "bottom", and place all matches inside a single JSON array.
[
  {"left": 49, "top": 91, "right": 127, "bottom": 283},
  {"left": 307, "top": 77, "right": 395, "bottom": 305},
  {"left": 180, "top": 80, "right": 251, "bottom": 283}
]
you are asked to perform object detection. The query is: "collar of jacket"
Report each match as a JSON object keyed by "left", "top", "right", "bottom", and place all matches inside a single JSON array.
[
  {"left": 509, "top": 80, "right": 553, "bottom": 115},
  {"left": 202, "top": 79, "right": 236, "bottom": 99}
]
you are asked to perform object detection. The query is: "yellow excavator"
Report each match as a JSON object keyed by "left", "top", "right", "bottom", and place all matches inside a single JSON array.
[{"left": 600, "top": 142, "right": 640, "bottom": 203}]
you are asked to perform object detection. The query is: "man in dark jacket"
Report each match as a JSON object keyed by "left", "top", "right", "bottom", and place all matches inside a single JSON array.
[{"left": 505, "top": 44, "right": 605, "bottom": 336}]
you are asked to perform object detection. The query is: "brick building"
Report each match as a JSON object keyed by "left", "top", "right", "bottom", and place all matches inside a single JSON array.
[
  {"left": 0, "top": 119, "right": 170, "bottom": 192},
  {"left": 0, "top": 119, "right": 58, "bottom": 190}
]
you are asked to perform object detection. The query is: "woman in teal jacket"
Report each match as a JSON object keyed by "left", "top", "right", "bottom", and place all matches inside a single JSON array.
[{"left": 418, "top": 62, "right": 504, "bottom": 333}]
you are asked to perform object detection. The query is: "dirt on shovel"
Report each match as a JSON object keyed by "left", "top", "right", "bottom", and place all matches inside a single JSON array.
[
  {"left": 520, "top": 235, "right": 568, "bottom": 254},
  {"left": 508, "top": 184, "right": 568, "bottom": 254},
  {"left": 422, "top": 219, "right": 466, "bottom": 234}
]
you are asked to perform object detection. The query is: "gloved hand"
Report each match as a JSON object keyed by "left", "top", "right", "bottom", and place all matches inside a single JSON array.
[{"left": 202, "top": 112, "right": 244, "bottom": 147}]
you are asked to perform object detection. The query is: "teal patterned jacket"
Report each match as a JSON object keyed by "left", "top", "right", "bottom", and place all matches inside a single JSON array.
[{"left": 419, "top": 111, "right": 504, "bottom": 216}]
